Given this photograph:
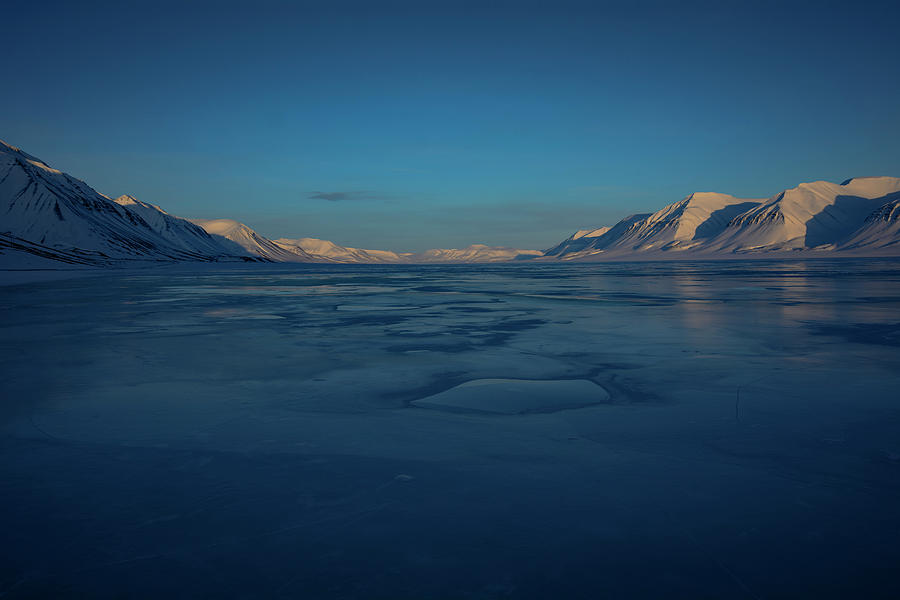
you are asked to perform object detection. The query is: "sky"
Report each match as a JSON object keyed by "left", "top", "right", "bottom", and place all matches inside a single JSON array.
[{"left": 4, "top": 0, "right": 900, "bottom": 251}]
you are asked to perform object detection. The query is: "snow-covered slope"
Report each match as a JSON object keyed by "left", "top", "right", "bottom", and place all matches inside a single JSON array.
[
  {"left": 0, "top": 232, "right": 103, "bottom": 267},
  {"left": 575, "top": 227, "right": 612, "bottom": 239},
  {"left": 544, "top": 227, "right": 611, "bottom": 256},
  {"left": 838, "top": 194, "right": 900, "bottom": 253},
  {"left": 555, "top": 192, "right": 763, "bottom": 259},
  {"left": 632, "top": 192, "right": 764, "bottom": 250},
  {"left": 190, "top": 219, "right": 318, "bottom": 262},
  {"left": 0, "top": 140, "right": 250, "bottom": 263},
  {"left": 577, "top": 213, "right": 652, "bottom": 253},
  {"left": 112, "top": 195, "right": 251, "bottom": 257}
]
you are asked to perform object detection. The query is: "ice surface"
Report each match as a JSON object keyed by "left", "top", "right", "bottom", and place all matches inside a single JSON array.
[{"left": 2, "top": 260, "right": 900, "bottom": 598}]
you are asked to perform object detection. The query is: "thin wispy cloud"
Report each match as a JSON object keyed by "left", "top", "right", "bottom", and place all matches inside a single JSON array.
[{"left": 309, "top": 191, "right": 382, "bottom": 202}]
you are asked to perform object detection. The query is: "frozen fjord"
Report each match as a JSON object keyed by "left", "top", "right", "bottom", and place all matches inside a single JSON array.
[{"left": 2, "top": 260, "right": 900, "bottom": 598}]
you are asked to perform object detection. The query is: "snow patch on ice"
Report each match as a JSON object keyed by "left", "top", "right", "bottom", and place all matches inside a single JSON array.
[{"left": 412, "top": 378, "right": 610, "bottom": 414}]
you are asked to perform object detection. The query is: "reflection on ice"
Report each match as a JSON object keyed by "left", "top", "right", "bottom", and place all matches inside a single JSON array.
[{"left": 413, "top": 378, "right": 610, "bottom": 414}]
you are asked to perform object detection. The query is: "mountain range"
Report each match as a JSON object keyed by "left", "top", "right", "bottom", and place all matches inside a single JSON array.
[
  {"left": 544, "top": 178, "right": 900, "bottom": 260},
  {"left": 2, "top": 139, "right": 899, "bottom": 268}
]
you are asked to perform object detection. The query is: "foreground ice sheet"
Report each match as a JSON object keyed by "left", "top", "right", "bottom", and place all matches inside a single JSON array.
[{"left": 1, "top": 260, "right": 900, "bottom": 598}]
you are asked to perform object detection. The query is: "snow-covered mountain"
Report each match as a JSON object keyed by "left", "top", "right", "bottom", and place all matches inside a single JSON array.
[
  {"left": 705, "top": 177, "right": 900, "bottom": 253},
  {"left": 0, "top": 140, "right": 251, "bottom": 265},
  {"left": 189, "top": 219, "right": 319, "bottom": 262},
  {"left": 548, "top": 177, "right": 900, "bottom": 260}
]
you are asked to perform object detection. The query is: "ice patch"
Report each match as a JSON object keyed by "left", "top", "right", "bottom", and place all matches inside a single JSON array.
[
  {"left": 336, "top": 304, "right": 418, "bottom": 311},
  {"left": 204, "top": 308, "right": 286, "bottom": 320},
  {"left": 412, "top": 378, "right": 610, "bottom": 414}
]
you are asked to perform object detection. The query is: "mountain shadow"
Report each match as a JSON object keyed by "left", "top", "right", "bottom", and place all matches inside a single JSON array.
[
  {"left": 692, "top": 201, "right": 761, "bottom": 241},
  {"left": 805, "top": 191, "right": 900, "bottom": 247}
]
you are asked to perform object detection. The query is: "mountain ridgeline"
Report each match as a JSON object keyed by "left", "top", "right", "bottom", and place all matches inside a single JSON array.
[
  {"left": 543, "top": 178, "right": 900, "bottom": 260},
  {"left": 1, "top": 139, "right": 899, "bottom": 267}
]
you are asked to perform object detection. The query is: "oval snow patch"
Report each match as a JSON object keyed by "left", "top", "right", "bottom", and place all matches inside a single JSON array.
[{"left": 412, "top": 378, "right": 610, "bottom": 414}]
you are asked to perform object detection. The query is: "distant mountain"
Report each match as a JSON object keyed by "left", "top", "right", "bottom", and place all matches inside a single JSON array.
[
  {"left": 189, "top": 219, "right": 318, "bottom": 262},
  {"left": 410, "top": 245, "right": 542, "bottom": 263},
  {"left": 548, "top": 177, "right": 900, "bottom": 260},
  {"left": 0, "top": 140, "right": 252, "bottom": 265},
  {"left": 275, "top": 237, "right": 541, "bottom": 263},
  {"left": 274, "top": 237, "right": 408, "bottom": 263}
]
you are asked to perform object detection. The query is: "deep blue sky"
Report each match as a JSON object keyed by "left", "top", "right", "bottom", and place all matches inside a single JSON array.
[{"left": 4, "top": 0, "right": 899, "bottom": 251}]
